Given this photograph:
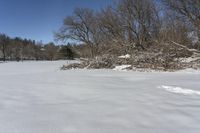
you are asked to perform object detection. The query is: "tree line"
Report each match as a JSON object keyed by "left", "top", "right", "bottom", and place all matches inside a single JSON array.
[
  {"left": 56, "top": 0, "right": 200, "bottom": 58},
  {"left": 0, "top": 34, "right": 75, "bottom": 61},
  {"left": 1, "top": 0, "right": 199, "bottom": 61}
]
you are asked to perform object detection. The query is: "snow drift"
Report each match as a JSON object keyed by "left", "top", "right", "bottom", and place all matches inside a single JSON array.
[{"left": 159, "top": 85, "right": 200, "bottom": 96}]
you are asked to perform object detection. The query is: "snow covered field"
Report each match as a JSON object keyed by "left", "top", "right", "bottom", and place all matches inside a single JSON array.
[{"left": 0, "top": 61, "right": 200, "bottom": 133}]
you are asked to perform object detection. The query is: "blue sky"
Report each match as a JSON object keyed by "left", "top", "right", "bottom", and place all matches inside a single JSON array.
[{"left": 0, "top": 0, "right": 112, "bottom": 43}]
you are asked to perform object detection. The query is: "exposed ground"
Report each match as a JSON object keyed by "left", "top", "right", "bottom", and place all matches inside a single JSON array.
[{"left": 0, "top": 61, "right": 200, "bottom": 133}]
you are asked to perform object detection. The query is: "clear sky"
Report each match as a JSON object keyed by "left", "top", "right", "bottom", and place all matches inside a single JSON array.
[{"left": 0, "top": 0, "right": 112, "bottom": 44}]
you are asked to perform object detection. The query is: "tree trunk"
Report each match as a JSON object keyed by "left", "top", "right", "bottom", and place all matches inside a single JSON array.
[{"left": 2, "top": 44, "right": 6, "bottom": 62}]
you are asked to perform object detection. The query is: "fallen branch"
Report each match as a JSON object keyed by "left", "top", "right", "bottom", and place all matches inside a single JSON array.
[{"left": 170, "top": 41, "right": 200, "bottom": 54}]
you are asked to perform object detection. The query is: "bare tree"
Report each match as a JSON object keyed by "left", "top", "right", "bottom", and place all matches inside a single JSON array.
[
  {"left": 159, "top": 10, "right": 192, "bottom": 46},
  {"left": 44, "top": 42, "right": 58, "bottom": 60},
  {"left": 162, "top": 0, "right": 200, "bottom": 49},
  {"left": 56, "top": 8, "right": 100, "bottom": 57},
  {"left": 0, "top": 34, "right": 10, "bottom": 61},
  {"left": 117, "top": 0, "right": 160, "bottom": 50},
  {"left": 97, "top": 7, "right": 127, "bottom": 54}
]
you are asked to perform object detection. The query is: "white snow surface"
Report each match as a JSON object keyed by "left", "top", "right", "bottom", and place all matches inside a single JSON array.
[
  {"left": 118, "top": 54, "right": 131, "bottom": 59},
  {"left": 113, "top": 65, "right": 131, "bottom": 71},
  {"left": 0, "top": 61, "right": 200, "bottom": 133}
]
